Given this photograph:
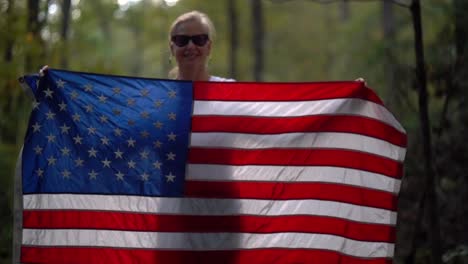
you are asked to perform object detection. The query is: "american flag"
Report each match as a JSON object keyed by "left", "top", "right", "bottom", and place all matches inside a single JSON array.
[{"left": 19, "top": 69, "right": 406, "bottom": 264}]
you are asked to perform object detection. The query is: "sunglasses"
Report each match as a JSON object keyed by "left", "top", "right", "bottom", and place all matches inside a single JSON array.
[{"left": 171, "top": 34, "right": 210, "bottom": 47}]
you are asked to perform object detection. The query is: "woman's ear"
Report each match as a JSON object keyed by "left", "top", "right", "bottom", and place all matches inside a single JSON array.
[{"left": 169, "top": 43, "right": 174, "bottom": 56}]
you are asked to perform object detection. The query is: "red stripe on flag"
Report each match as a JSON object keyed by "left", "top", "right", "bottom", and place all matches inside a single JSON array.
[
  {"left": 185, "top": 181, "right": 397, "bottom": 210},
  {"left": 23, "top": 211, "right": 395, "bottom": 242},
  {"left": 194, "top": 81, "right": 384, "bottom": 104},
  {"left": 21, "top": 247, "right": 393, "bottom": 264},
  {"left": 189, "top": 148, "right": 403, "bottom": 179},
  {"left": 192, "top": 115, "right": 407, "bottom": 147}
]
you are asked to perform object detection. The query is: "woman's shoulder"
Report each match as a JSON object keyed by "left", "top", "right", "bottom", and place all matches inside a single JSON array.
[{"left": 209, "top": 76, "right": 236, "bottom": 82}]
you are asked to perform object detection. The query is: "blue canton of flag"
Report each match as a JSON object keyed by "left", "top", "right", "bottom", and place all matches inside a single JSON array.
[{"left": 21, "top": 69, "right": 193, "bottom": 196}]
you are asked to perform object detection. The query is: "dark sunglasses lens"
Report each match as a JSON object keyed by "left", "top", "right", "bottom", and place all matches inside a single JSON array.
[
  {"left": 192, "top": 35, "right": 209, "bottom": 46},
  {"left": 172, "top": 35, "right": 190, "bottom": 47}
]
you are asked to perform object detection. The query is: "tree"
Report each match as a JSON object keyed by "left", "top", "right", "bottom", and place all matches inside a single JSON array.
[
  {"left": 227, "top": 0, "right": 239, "bottom": 79},
  {"left": 382, "top": 0, "right": 397, "bottom": 110},
  {"left": 251, "top": 0, "right": 264, "bottom": 81},
  {"left": 3, "top": 0, "right": 14, "bottom": 63},
  {"left": 25, "top": 0, "right": 50, "bottom": 72},
  {"left": 339, "top": 0, "right": 350, "bottom": 21},
  {"left": 410, "top": 1, "right": 442, "bottom": 263},
  {"left": 60, "top": 0, "right": 72, "bottom": 68}
]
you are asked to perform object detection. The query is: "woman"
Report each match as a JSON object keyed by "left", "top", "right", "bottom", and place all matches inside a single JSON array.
[
  {"left": 168, "top": 10, "right": 234, "bottom": 82},
  {"left": 40, "top": 11, "right": 234, "bottom": 82}
]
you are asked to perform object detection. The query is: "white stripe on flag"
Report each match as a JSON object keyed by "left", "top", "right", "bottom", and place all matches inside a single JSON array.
[
  {"left": 193, "top": 99, "right": 405, "bottom": 133},
  {"left": 23, "top": 194, "right": 397, "bottom": 225},
  {"left": 190, "top": 132, "right": 406, "bottom": 161},
  {"left": 186, "top": 165, "right": 401, "bottom": 194},
  {"left": 22, "top": 229, "right": 394, "bottom": 258}
]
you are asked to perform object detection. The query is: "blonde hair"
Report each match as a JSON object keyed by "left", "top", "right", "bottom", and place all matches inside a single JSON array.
[{"left": 168, "top": 11, "right": 216, "bottom": 79}]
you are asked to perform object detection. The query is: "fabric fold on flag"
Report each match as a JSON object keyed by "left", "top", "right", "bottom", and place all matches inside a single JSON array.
[{"left": 17, "top": 69, "right": 406, "bottom": 264}]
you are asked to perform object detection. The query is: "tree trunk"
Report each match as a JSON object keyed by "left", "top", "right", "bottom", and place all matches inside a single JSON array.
[
  {"left": 227, "top": 0, "right": 239, "bottom": 79},
  {"left": 90, "top": 1, "right": 113, "bottom": 69},
  {"left": 26, "top": 0, "right": 41, "bottom": 72},
  {"left": 251, "top": 0, "right": 264, "bottom": 81},
  {"left": 339, "top": 0, "right": 350, "bottom": 22},
  {"left": 4, "top": 0, "right": 14, "bottom": 63},
  {"left": 453, "top": 0, "right": 468, "bottom": 243},
  {"left": 60, "top": 0, "right": 72, "bottom": 68},
  {"left": 323, "top": 4, "right": 335, "bottom": 79},
  {"left": 382, "top": 0, "right": 397, "bottom": 110},
  {"left": 131, "top": 27, "right": 144, "bottom": 75},
  {"left": 410, "top": 1, "right": 442, "bottom": 264}
]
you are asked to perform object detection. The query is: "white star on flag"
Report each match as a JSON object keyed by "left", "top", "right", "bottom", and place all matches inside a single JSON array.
[
  {"left": 32, "top": 123, "right": 41, "bottom": 132},
  {"left": 46, "top": 111, "right": 56, "bottom": 120},
  {"left": 60, "top": 147, "right": 71, "bottom": 156},
  {"left": 33, "top": 145, "right": 43, "bottom": 155},
  {"left": 153, "top": 140, "right": 162, "bottom": 148},
  {"left": 114, "top": 128, "right": 123, "bottom": 136},
  {"left": 114, "top": 149, "right": 124, "bottom": 159},
  {"left": 140, "top": 130, "right": 150, "bottom": 138},
  {"left": 35, "top": 168, "right": 44, "bottom": 177},
  {"left": 154, "top": 100, "right": 163, "bottom": 108},
  {"left": 56, "top": 79, "right": 66, "bottom": 88},
  {"left": 165, "top": 172, "right": 176, "bottom": 182},
  {"left": 74, "top": 158, "right": 84, "bottom": 167},
  {"left": 153, "top": 121, "right": 163, "bottom": 129},
  {"left": 140, "top": 111, "right": 150, "bottom": 119},
  {"left": 168, "top": 112, "right": 176, "bottom": 120},
  {"left": 140, "top": 150, "right": 149, "bottom": 160},
  {"left": 127, "top": 138, "right": 136, "bottom": 147},
  {"left": 73, "top": 135, "right": 83, "bottom": 144},
  {"left": 47, "top": 156, "right": 57, "bottom": 165},
  {"left": 102, "top": 159, "right": 111, "bottom": 168},
  {"left": 32, "top": 101, "right": 40, "bottom": 109},
  {"left": 43, "top": 88, "right": 54, "bottom": 98},
  {"left": 113, "top": 87, "right": 121, "bottom": 94},
  {"left": 83, "top": 83, "right": 93, "bottom": 92},
  {"left": 58, "top": 101, "right": 67, "bottom": 111},
  {"left": 70, "top": 91, "right": 79, "bottom": 100},
  {"left": 87, "top": 127, "right": 97, "bottom": 135},
  {"left": 88, "top": 148, "right": 98, "bottom": 158},
  {"left": 72, "top": 113, "right": 81, "bottom": 122},
  {"left": 166, "top": 152, "right": 176, "bottom": 161},
  {"left": 168, "top": 132, "right": 177, "bottom": 141},
  {"left": 115, "top": 171, "right": 125, "bottom": 181},
  {"left": 60, "top": 124, "right": 71, "bottom": 134},
  {"left": 127, "top": 98, "right": 135, "bottom": 106},
  {"left": 46, "top": 134, "right": 56, "bottom": 143},
  {"left": 127, "top": 160, "right": 136, "bottom": 169},
  {"left": 85, "top": 105, "right": 94, "bottom": 113},
  {"left": 141, "top": 89, "right": 150, "bottom": 97},
  {"left": 153, "top": 161, "right": 162, "bottom": 169},
  {"left": 61, "top": 170, "right": 71, "bottom": 178},
  {"left": 141, "top": 172, "right": 150, "bottom": 181},
  {"left": 99, "top": 115, "right": 108, "bottom": 123},
  {"left": 98, "top": 94, "right": 108, "bottom": 103},
  {"left": 168, "top": 90, "right": 177, "bottom": 98},
  {"left": 100, "top": 137, "right": 110, "bottom": 145},
  {"left": 88, "top": 170, "right": 98, "bottom": 179}
]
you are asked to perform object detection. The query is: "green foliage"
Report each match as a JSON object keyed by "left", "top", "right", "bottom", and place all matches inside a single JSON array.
[{"left": 0, "top": 143, "right": 18, "bottom": 263}]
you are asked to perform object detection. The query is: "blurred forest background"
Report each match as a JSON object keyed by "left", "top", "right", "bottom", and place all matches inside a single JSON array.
[{"left": 0, "top": 0, "right": 467, "bottom": 263}]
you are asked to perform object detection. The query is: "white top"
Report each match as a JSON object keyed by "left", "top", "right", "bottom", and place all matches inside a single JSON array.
[{"left": 209, "top": 76, "right": 236, "bottom": 82}]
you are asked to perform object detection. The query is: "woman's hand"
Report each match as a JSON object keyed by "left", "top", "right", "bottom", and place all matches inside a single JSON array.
[
  {"left": 39, "top": 65, "right": 49, "bottom": 77},
  {"left": 355, "top": 77, "right": 367, "bottom": 86}
]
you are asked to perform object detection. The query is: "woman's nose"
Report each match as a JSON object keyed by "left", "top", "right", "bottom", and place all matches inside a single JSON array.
[{"left": 185, "top": 40, "right": 196, "bottom": 48}]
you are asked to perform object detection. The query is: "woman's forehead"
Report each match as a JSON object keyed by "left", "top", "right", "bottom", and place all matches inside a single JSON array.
[{"left": 173, "top": 19, "right": 209, "bottom": 35}]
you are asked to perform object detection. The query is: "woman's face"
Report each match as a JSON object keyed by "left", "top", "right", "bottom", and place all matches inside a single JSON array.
[{"left": 170, "top": 19, "right": 212, "bottom": 69}]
